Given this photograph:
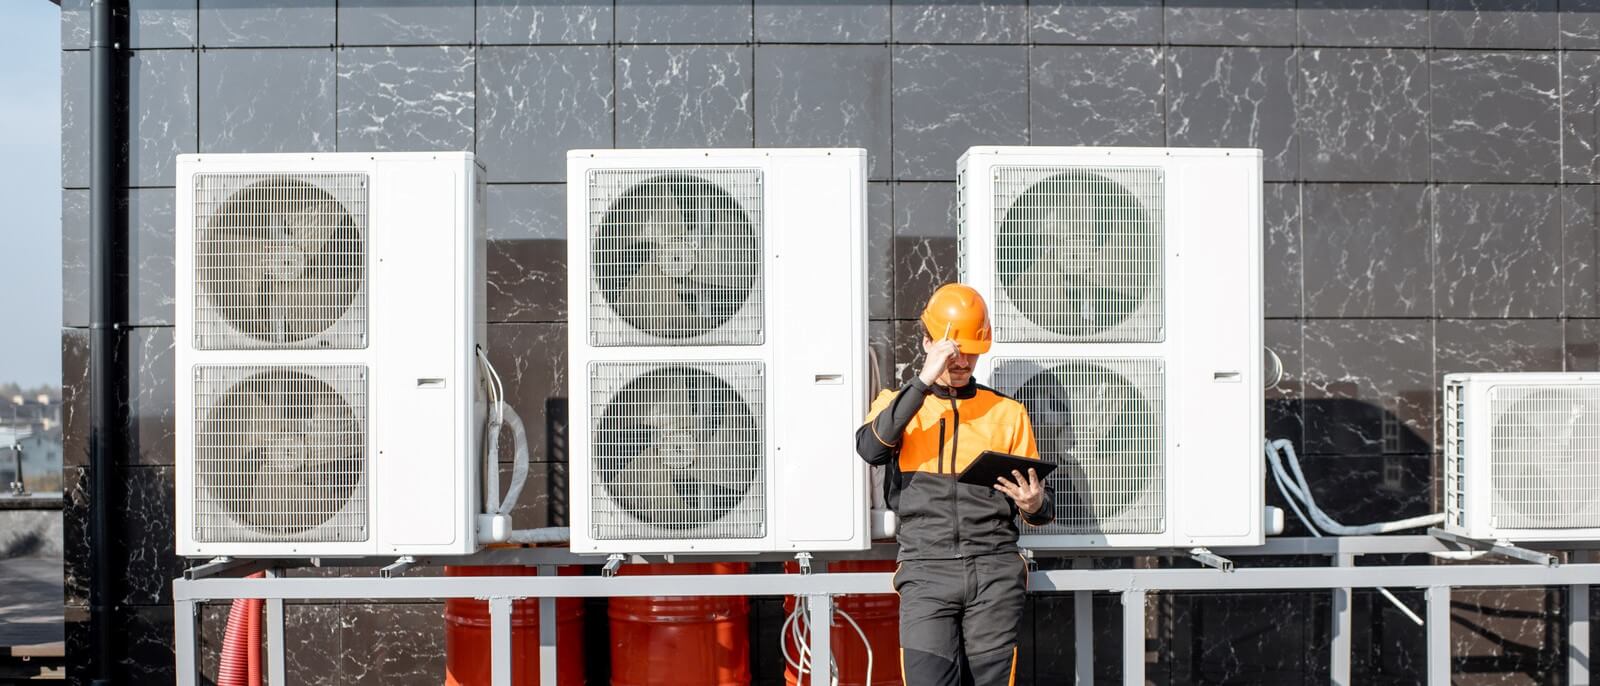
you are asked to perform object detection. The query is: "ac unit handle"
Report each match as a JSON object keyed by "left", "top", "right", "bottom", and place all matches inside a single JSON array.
[
  {"left": 1213, "top": 371, "right": 1242, "bottom": 383},
  {"left": 814, "top": 373, "right": 844, "bottom": 385}
]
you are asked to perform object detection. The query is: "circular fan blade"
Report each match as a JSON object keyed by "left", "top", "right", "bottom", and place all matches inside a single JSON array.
[
  {"left": 199, "top": 177, "right": 363, "bottom": 345},
  {"left": 604, "top": 263, "right": 705, "bottom": 335},
  {"left": 996, "top": 170, "right": 1157, "bottom": 338},
  {"left": 594, "top": 173, "right": 758, "bottom": 339}
]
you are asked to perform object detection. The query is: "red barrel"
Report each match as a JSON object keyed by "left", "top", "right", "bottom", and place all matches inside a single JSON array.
[
  {"left": 783, "top": 560, "right": 902, "bottom": 686},
  {"left": 608, "top": 562, "right": 750, "bottom": 686},
  {"left": 444, "top": 565, "right": 585, "bottom": 686}
]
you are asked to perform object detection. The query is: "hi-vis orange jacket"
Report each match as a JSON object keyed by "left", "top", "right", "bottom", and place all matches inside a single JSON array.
[{"left": 855, "top": 377, "right": 1054, "bottom": 560}]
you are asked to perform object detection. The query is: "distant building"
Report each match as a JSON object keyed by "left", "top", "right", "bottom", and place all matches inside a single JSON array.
[{"left": 2, "top": 392, "right": 60, "bottom": 433}]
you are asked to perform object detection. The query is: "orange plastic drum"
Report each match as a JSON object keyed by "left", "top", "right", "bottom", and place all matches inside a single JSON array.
[
  {"left": 444, "top": 565, "right": 585, "bottom": 686},
  {"left": 608, "top": 562, "right": 750, "bottom": 686},
  {"left": 782, "top": 560, "right": 902, "bottom": 686}
]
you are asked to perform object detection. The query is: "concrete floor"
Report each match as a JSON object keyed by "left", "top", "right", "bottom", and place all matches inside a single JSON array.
[{"left": 0, "top": 556, "right": 63, "bottom": 649}]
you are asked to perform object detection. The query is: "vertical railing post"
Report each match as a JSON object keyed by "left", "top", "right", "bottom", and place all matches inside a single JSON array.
[
  {"left": 1122, "top": 590, "right": 1146, "bottom": 686},
  {"left": 489, "top": 596, "right": 514, "bottom": 686},
  {"left": 173, "top": 598, "right": 198, "bottom": 686},
  {"left": 1426, "top": 586, "right": 1451, "bottom": 686},
  {"left": 1075, "top": 589, "right": 1094, "bottom": 684},
  {"left": 1331, "top": 554, "right": 1354, "bottom": 686},
  {"left": 806, "top": 594, "right": 834, "bottom": 686},
  {"left": 538, "top": 567, "right": 558, "bottom": 686}
]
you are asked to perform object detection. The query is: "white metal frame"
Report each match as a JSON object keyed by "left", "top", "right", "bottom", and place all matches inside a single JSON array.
[
  {"left": 173, "top": 536, "right": 1600, "bottom": 686},
  {"left": 957, "top": 146, "right": 1265, "bottom": 551},
  {"left": 565, "top": 148, "right": 870, "bottom": 555}
]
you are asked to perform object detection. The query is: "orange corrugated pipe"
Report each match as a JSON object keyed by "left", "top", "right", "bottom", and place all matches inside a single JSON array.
[
  {"left": 217, "top": 572, "right": 265, "bottom": 686},
  {"left": 247, "top": 596, "right": 263, "bottom": 686}
]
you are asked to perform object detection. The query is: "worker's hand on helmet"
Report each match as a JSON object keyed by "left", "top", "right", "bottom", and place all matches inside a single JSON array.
[
  {"left": 918, "top": 339, "right": 962, "bottom": 387},
  {"left": 995, "top": 468, "right": 1045, "bottom": 516}
]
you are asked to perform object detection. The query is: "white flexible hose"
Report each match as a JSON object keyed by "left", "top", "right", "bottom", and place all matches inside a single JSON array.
[
  {"left": 835, "top": 608, "right": 872, "bottom": 686},
  {"left": 506, "top": 527, "right": 570, "bottom": 544},
  {"left": 781, "top": 598, "right": 875, "bottom": 686},
  {"left": 476, "top": 347, "right": 501, "bottom": 514},
  {"left": 1266, "top": 439, "right": 1444, "bottom": 535},
  {"left": 1264, "top": 439, "right": 1435, "bottom": 626},
  {"left": 497, "top": 401, "right": 530, "bottom": 516}
]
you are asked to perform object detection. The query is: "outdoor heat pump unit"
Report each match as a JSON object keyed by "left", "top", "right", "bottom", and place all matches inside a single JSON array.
[
  {"left": 567, "top": 148, "right": 870, "bottom": 555},
  {"left": 958, "top": 147, "right": 1264, "bottom": 549},
  {"left": 175, "top": 152, "right": 486, "bottom": 558},
  {"left": 1444, "top": 372, "right": 1600, "bottom": 543}
]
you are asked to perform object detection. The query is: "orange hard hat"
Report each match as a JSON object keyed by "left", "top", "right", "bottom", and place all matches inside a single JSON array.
[{"left": 920, "top": 283, "right": 992, "bottom": 354}]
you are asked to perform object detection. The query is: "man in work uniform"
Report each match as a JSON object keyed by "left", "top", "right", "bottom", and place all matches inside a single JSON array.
[{"left": 855, "top": 283, "right": 1054, "bottom": 685}]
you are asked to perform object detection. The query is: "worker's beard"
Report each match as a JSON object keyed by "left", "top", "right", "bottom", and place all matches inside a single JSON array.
[{"left": 942, "top": 367, "right": 972, "bottom": 387}]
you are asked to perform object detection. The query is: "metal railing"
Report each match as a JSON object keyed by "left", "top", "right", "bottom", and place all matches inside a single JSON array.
[{"left": 171, "top": 535, "right": 1600, "bottom": 686}]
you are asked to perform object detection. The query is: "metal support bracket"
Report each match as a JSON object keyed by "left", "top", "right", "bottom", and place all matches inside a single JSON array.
[
  {"left": 380, "top": 555, "right": 417, "bottom": 578},
  {"left": 795, "top": 552, "right": 814, "bottom": 575},
  {"left": 1429, "top": 528, "right": 1559, "bottom": 566},
  {"left": 602, "top": 554, "right": 626, "bottom": 578},
  {"left": 1189, "top": 547, "right": 1235, "bottom": 572},
  {"left": 184, "top": 556, "right": 274, "bottom": 580}
]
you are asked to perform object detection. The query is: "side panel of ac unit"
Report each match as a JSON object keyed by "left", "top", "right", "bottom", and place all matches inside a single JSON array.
[
  {"left": 1444, "top": 372, "right": 1600, "bottom": 543},
  {"left": 768, "top": 152, "right": 870, "bottom": 551},
  {"left": 175, "top": 152, "right": 483, "bottom": 558},
  {"left": 566, "top": 149, "right": 869, "bottom": 555},
  {"left": 960, "top": 147, "right": 1263, "bottom": 550},
  {"left": 1170, "top": 154, "right": 1262, "bottom": 544},
  {"left": 370, "top": 157, "right": 483, "bottom": 555}
]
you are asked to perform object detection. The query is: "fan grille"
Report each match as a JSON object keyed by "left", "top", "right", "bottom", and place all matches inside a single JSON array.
[
  {"left": 1488, "top": 385, "right": 1600, "bottom": 529},
  {"left": 192, "top": 365, "right": 368, "bottom": 543},
  {"left": 992, "top": 166, "right": 1164, "bottom": 343},
  {"left": 589, "top": 361, "right": 766, "bottom": 540},
  {"left": 995, "top": 358, "right": 1165, "bottom": 535},
  {"left": 588, "top": 169, "right": 764, "bottom": 346},
  {"left": 1444, "top": 381, "right": 1468, "bottom": 528},
  {"left": 193, "top": 173, "right": 368, "bottom": 350}
]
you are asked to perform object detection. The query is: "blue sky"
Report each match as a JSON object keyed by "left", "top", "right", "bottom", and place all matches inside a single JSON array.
[{"left": 0, "top": 2, "right": 62, "bottom": 389}]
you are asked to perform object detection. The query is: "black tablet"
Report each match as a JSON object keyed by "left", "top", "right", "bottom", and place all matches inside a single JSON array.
[{"left": 956, "top": 450, "right": 1057, "bottom": 487}]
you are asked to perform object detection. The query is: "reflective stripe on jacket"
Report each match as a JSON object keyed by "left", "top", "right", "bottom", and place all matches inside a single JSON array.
[{"left": 855, "top": 377, "right": 1054, "bottom": 560}]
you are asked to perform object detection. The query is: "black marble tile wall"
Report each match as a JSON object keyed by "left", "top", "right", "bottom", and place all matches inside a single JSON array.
[{"left": 61, "top": 0, "right": 1600, "bottom": 682}]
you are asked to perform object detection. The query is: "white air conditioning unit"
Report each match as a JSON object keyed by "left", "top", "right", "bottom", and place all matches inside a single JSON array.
[
  {"left": 1444, "top": 372, "right": 1600, "bottom": 542},
  {"left": 567, "top": 148, "right": 870, "bottom": 554},
  {"left": 958, "top": 147, "right": 1264, "bottom": 549},
  {"left": 175, "top": 152, "right": 486, "bottom": 558}
]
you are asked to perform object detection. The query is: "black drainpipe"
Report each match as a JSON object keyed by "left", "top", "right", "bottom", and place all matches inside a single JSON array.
[{"left": 88, "top": 0, "right": 126, "bottom": 683}]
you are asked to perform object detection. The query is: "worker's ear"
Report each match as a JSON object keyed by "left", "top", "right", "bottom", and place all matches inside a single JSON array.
[{"left": 920, "top": 335, "right": 933, "bottom": 353}]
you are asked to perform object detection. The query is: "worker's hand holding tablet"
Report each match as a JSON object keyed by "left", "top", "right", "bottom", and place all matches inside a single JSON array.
[{"left": 959, "top": 451, "right": 1055, "bottom": 515}]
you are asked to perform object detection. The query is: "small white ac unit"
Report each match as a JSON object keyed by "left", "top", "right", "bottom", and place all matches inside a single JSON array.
[
  {"left": 566, "top": 148, "right": 870, "bottom": 554},
  {"left": 958, "top": 147, "right": 1264, "bottom": 549},
  {"left": 1444, "top": 372, "right": 1600, "bottom": 543},
  {"left": 175, "top": 152, "right": 486, "bottom": 558}
]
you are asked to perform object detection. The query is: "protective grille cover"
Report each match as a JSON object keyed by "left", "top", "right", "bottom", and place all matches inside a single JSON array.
[
  {"left": 991, "top": 166, "right": 1164, "bottom": 343},
  {"left": 587, "top": 169, "right": 764, "bottom": 346},
  {"left": 994, "top": 358, "right": 1165, "bottom": 534},
  {"left": 1444, "top": 381, "right": 1468, "bottom": 529},
  {"left": 193, "top": 173, "right": 369, "bottom": 350},
  {"left": 1488, "top": 385, "right": 1600, "bottom": 529},
  {"left": 589, "top": 361, "right": 766, "bottom": 540},
  {"left": 192, "top": 365, "right": 368, "bottom": 543}
]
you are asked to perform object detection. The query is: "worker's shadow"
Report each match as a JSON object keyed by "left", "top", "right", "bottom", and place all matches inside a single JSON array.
[{"left": 1002, "top": 370, "right": 1435, "bottom": 538}]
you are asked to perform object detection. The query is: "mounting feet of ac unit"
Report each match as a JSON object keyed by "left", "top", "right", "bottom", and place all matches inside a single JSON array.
[
  {"left": 1428, "top": 528, "right": 1559, "bottom": 566},
  {"left": 1189, "top": 548, "right": 1235, "bottom": 572},
  {"left": 794, "top": 552, "right": 814, "bottom": 575},
  {"left": 602, "top": 554, "right": 626, "bottom": 578},
  {"left": 184, "top": 557, "right": 274, "bottom": 580},
  {"left": 380, "top": 556, "right": 417, "bottom": 578}
]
